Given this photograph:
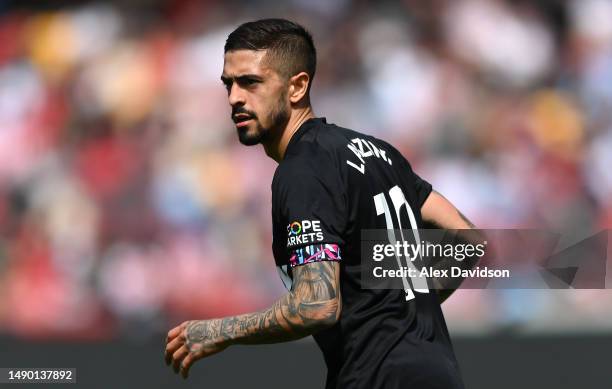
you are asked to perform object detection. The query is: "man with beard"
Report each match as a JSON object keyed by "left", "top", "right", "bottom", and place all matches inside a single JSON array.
[{"left": 165, "top": 18, "right": 476, "bottom": 389}]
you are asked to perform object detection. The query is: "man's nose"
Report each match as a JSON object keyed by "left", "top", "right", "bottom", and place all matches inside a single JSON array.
[{"left": 228, "top": 84, "right": 246, "bottom": 106}]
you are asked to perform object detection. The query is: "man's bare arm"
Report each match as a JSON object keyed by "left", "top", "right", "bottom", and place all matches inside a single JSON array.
[
  {"left": 216, "top": 261, "right": 340, "bottom": 344},
  {"left": 421, "top": 190, "right": 482, "bottom": 303},
  {"left": 165, "top": 261, "right": 341, "bottom": 378},
  {"left": 421, "top": 190, "right": 476, "bottom": 230}
]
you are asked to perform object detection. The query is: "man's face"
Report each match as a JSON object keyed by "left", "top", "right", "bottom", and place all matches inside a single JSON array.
[{"left": 221, "top": 50, "right": 290, "bottom": 146}]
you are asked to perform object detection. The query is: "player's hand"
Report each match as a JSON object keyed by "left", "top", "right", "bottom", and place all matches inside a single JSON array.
[{"left": 164, "top": 319, "right": 229, "bottom": 379}]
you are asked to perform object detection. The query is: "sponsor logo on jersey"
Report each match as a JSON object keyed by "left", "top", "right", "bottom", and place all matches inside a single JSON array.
[{"left": 287, "top": 219, "right": 324, "bottom": 247}]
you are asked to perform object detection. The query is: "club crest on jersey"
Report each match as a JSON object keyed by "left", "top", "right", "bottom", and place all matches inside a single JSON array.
[{"left": 287, "top": 219, "right": 324, "bottom": 247}]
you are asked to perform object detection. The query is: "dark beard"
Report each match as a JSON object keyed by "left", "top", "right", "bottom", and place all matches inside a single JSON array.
[{"left": 237, "top": 95, "right": 289, "bottom": 146}]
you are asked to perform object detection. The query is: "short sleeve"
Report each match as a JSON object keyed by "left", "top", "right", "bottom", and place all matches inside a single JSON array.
[
  {"left": 399, "top": 155, "right": 432, "bottom": 208},
  {"left": 412, "top": 170, "right": 433, "bottom": 208},
  {"left": 273, "top": 164, "right": 346, "bottom": 268}
]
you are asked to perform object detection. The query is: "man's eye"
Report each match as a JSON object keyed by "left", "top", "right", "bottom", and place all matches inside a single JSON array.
[{"left": 240, "top": 78, "right": 259, "bottom": 87}]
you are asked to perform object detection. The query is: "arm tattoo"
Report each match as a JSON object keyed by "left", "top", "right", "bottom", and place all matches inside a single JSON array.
[
  {"left": 201, "top": 261, "right": 341, "bottom": 346},
  {"left": 185, "top": 319, "right": 221, "bottom": 353}
]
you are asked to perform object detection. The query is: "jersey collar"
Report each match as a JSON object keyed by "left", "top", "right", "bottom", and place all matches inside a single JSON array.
[{"left": 284, "top": 117, "right": 326, "bottom": 157}]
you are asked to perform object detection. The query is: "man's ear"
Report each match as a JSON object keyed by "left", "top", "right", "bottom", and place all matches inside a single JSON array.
[{"left": 288, "top": 72, "right": 310, "bottom": 104}]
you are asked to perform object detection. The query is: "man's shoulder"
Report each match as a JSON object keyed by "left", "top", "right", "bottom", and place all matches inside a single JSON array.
[
  {"left": 285, "top": 119, "right": 371, "bottom": 163},
  {"left": 273, "top": 119, "right": 410, "bottom": 187},
  {"left": 308, "top": 120, "right": 402, "bottom": 159},
  {"left": 273, "top": 146, "right": 336, "bottom": 189},
  {"left": 301, "top": 119, "right": 364, "bottom": 148},
  {"left": 310, "top": 121, "right": 409, "bottom": 172},
  {"left": 272, "top": 121, "right": 354, "bottom": 190}
]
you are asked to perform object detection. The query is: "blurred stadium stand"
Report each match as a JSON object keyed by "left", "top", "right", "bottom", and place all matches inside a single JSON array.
[{"left": 0, "top": 0, "right": 611, "bottom": 386}]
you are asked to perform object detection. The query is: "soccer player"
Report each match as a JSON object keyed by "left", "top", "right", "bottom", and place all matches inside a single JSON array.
[{"left": 165, "top": 18, "right": 477, "bottom": 388}]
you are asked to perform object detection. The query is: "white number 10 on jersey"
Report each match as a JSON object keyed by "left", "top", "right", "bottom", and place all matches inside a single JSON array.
[{"left": 373, "top": 185, "right": 429, "bottom": 301}]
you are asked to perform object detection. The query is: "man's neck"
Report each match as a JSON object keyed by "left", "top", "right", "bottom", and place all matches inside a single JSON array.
[{"left": 264, "top": 107, "right": 315, "bottom": 162}]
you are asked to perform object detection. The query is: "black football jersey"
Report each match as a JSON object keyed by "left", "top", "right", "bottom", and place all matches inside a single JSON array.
[{"left": 271, "top": 118, "right": 464, "bottom": 389}]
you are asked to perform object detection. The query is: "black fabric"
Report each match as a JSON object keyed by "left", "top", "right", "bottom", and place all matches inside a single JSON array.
[{"left": 271, "top": 118, "right": 464, "bottom": 389}]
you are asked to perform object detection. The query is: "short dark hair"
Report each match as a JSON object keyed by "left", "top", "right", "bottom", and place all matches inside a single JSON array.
[{"left": 225, "top": 18, "right": 316, "bottom": 84}]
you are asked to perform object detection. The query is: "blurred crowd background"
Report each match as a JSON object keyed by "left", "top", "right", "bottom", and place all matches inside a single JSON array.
[{"left": 0, "top": 0, "right": 611, "bottom": 340}]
